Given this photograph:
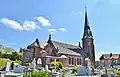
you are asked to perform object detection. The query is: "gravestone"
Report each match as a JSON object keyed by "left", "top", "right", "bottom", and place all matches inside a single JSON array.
[
  {"left": 32, "top": 58, "right": 36, "bottom": 69},
  {"left": 29, "top": 58, "right": 36, "bottom": 69},
  {"left": 14, "top": 65, "right": 24, "bottom": 73},
  {"left": 5, "top": 62, "right": 11, "bottom": 72},
  {"left": 37, "top": 58, "right": 42, "bottom": 65},
  {"left": 77, "top": 65, "right": 91, "bottom": 76},
  {"left": 37, "top": 58, "right": 42, "bottom": 69}
]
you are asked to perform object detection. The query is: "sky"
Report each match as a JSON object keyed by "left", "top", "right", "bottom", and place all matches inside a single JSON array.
[{"left": 0, "top": 0, "right": 120, "bottom": 60}]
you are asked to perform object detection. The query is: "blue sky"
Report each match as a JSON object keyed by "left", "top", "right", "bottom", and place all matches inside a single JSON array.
[{"left": 0, "top": 0, "right": 120, "bottom": 59}]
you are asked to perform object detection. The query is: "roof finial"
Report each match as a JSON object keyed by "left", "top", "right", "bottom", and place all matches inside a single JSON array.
[
  {"left": 47, "top": 34, "right": 52, "bottom": 43},
  {"left": 49, "top": 34, "right": 51, "bottom": 40}
]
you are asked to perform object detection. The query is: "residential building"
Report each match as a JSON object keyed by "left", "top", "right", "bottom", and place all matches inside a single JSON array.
[{"left": 99, "top": 53, "right": 120, "bottom": 67}]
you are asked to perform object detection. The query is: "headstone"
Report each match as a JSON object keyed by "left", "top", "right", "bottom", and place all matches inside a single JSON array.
[
  {"left": 52, "top": 72, "right": 61, "bottom": 77},
  {"left": 31, "top": 58, "right": 36, "bottom": 69},
  {"left": 14, "top": 65, "right": 24, "bottom": 73},
  {"left": 45, "top": 65, "right": 48, "bottom": 71},
  {"left": 5, "top": 62, "right": 11, "bottom": 72},
  {"left": 77, "top": 65, "right": 91, "bottom": 76},
  {"left": 37, "top": 58, "right": 42, "bottom": 65}
]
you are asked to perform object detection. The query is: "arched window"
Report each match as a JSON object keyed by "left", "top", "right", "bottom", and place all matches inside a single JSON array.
[
  {"left": 72, "top": 58, "right": 74, "bottom": 65},
  {"left": 75, "top": 58, "right": 76, "bottom": 65},
  {"left": 80, "top": 59, "right": 81, "bottom": 65},
  {"left": 77, "top": 58, "right": 79, "bottom": 65},
  {"left": 69, "top": 57, "right": 71, "bottom": 64}
]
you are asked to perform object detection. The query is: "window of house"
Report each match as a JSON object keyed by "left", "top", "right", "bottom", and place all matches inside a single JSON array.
[
  {"left": 56, "top": 59, "right": 59, "bottom": 61},
  {"left": 72, "top": 58, "right": 74, "bottom": 65},
  {"left": 75, "top": 58, "right": 76, "bottom": 65},
  {"left": 77, "top": 58, "right": 79, "bottom": 65},
  {"left": 79, "top": 59, "right": 81, "bottom": 65},
  {"left": 69, "top": 57, "right": 71, "bottom": 65}
]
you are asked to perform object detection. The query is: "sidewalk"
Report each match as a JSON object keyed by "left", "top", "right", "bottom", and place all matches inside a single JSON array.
[{"left": 64, "top": 71, "right": 100, "bottom": 77}]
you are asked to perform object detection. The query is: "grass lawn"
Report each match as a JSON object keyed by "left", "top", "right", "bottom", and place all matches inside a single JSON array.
[{"left": 0, "top": 58, "right": 22, "bottom": 68}]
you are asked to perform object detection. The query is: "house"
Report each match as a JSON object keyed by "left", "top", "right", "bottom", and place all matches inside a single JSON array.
[
  {"left": 20, "top": 7, "right": 96, "bottom": 68},
  {"left": 99, "top": 53, "right": 120, "bottom": 67}
]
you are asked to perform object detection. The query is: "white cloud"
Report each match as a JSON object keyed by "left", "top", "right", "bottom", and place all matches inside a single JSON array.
[
  {"left": 60, "top": 28, "right": 66, "bottom": 32},
  {"left": 77, "top": 12, "right": 82, "bottom": 15},
  {"left": 23, "top": 21, "right": 41, "bottom": 31},
  {"left": 48, "top": 29, "right": 56, "bottom": 34},
  {"left": 0, "top": 18, "right": 24, "bottom": 30},
  {"left": 35, "top": 16, "right": 51, "bottom": 26},
  {"left": 0, "top": 18, "right": 41, "bottom": 31},
  {"left": 78, "top": 12, "right": 82, "bottom": 14}
]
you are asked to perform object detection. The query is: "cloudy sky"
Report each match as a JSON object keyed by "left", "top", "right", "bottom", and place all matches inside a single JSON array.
[{"left": 0, "top": 0, "right": 120, "bottom": 60}]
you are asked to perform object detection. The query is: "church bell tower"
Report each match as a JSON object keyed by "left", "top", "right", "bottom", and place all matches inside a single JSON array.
[{"left": 82, "top": 6, "right": 95, "bottom": 67}]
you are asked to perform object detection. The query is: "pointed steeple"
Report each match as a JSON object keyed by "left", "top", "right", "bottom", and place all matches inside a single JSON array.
[
  {"left": 84, "top": 5, "right": 89, "bottom": 27},
  {"left": 83, "top": 5, "right": 93, "bottom": 39}
]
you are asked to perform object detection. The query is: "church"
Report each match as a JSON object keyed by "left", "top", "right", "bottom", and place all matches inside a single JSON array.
[{"left": 20, "top": 8, "right": 95, "bottom": 68}]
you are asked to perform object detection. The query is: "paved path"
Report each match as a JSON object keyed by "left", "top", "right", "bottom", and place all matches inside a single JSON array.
[{"left": 64, "top": 71, "right": 100, "bottom": 77}]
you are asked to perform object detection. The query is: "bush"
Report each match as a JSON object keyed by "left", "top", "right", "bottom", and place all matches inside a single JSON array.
[
  {"left": 114, "top": 68, "right": 120, "bottom": 75},
  {"left": 72, "top": 66, "right": 77, "bottom": 73},
  {"left": 31, "top": 69, "right": 49, "bottom": 77},
  {"left": 51, "top": 61, "right": 64, "bottom": 70}
]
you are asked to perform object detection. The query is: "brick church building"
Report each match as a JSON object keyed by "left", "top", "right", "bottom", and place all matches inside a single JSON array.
[{"left": 20, "top": 8, "right": 95, "bottom": 68}]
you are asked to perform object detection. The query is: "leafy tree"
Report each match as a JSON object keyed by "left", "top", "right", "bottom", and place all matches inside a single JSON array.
[
  {"left": 0, "top": 52, "right": 2, "bottom": 58},
  {"left": 2, "top": 53, "right": 11, "bottom": 58},
  {"left": 10, "top": 52, "right": 18, "bottom": 61},
  {"left": 10, "top": 62, "right": 14, "bottom": 70},
  {"left": 10, "top": 52, "right": 21, "bottom": 61},
  {"left": 95, "top": 61, "right": 100, "bottom": 68}
]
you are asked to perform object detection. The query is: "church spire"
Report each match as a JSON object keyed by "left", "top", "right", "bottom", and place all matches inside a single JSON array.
[{"left": 83, "top": 5, "right": 93, "bottom": 39}]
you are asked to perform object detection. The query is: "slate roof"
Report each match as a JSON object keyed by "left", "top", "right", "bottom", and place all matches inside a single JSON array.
[
  {"left": 100, "top": 54, "right": 120, "bottom": 60},
  {"left": 30, "top": 41, "right": 39, "bottom": 47},
  {"left": 27, "top": 38, "right": 40, "bottom": 48},
  {"left": 50, "top": 40, "right": 86, "bottom": 57}
]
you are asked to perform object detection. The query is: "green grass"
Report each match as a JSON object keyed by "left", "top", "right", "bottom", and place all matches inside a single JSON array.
[{"left": 0, "top": 58, "right": 22, "bottom": 68}]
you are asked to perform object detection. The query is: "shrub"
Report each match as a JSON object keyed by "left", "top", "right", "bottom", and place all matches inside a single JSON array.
[
  {"left": 31, "top": 69, "right": 49, "bottom": 77},
  {"left": 72, "top": 66, "right": 77, "bottom": 73},
  {"left": 51, "top": 61, "right": 64, "bottom": 70}
]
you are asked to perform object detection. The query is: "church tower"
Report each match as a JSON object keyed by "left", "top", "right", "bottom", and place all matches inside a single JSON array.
[{"left": 82, "top": 6, "right": 95, "bottom": 67}]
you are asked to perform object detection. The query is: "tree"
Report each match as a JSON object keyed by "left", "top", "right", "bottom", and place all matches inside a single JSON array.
[
  {"left": 95, "top": 61, "right": 100, "bottom": 68},
  {"left": 10, "top": 52, "right": 18, "bottom": 61},
  {"left": 10, "top": 52, "right": 21, "bottom": 61},
  {"left": 0, "top": 52, "right": 2, "bottom": 58},
  {"left": 10, "top": 62, "right": 14, "bottom": 70},
  {"left": 2, "top": 53, "right": 11, "bottom": 58}
]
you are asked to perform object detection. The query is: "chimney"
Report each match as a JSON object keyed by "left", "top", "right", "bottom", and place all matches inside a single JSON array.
[{"left": 79, "top": 42, "right": 81, "bottom": 47}]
